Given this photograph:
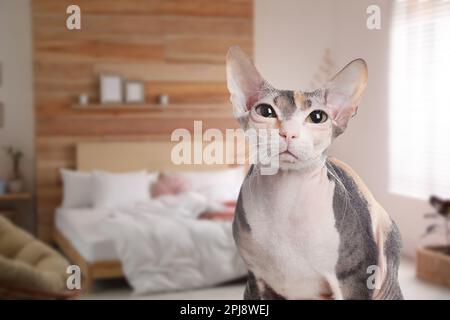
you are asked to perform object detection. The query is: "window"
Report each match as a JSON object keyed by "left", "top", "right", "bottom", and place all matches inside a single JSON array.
[{"left": 389, "top": 0, "right": 450, "bottom": 199}]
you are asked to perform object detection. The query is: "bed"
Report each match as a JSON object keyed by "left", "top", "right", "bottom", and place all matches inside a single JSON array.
[{"left": 52, "top": 141, "right": 247, "bottom": 293}]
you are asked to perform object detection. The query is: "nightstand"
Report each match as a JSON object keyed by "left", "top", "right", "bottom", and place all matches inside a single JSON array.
[{"left": 0, "top": 192, "right": 33, "bottom": 232}]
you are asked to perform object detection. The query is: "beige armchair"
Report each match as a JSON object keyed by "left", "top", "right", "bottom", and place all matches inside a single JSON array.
[{"left": 0, "top": 216, "right": 75, "bottom": 299}]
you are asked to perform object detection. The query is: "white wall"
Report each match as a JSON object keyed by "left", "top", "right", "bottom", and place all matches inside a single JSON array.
[
  {"left": 255, "top": 0, "right": 431, "bottom": 257},
  {"left": 255, "top": 0, "right": 339, "bottom": 89},
  {"left": 0, "top": 0, "right": 34, "bottom": 191}
]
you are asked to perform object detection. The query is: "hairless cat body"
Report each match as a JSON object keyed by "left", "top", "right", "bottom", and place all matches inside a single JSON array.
[{"left": 227, "top": 46, "right": 403, "bottom": 300}]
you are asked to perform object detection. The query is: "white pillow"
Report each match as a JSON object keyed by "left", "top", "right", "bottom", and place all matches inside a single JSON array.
[
  {"left": 60, "top": 169, "right": 93, "bottom": 209},
  {"left": 178, "top": 166, "right": 245, "bottom": 202},
  {"left": 92, "top": 170, "right": 150, "bottom": 209}
]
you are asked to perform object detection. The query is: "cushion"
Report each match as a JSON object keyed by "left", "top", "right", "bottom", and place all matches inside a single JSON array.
[
  {"left": 176, "top": 166, "right": 245, "bottom": 202},
  {"left": 60, "top": 169, "right": 93, "bottom": 209},
  {"left": 92, "top": 170, "right": 150, "bottom": 209}
]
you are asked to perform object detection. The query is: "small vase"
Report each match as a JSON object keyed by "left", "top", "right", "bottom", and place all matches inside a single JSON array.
[
  {"left": 159, "top": 94, "right": 169, "bottom": 106},
  {"left": 8, "top": 179, "right": 23, "bottom": 193}
]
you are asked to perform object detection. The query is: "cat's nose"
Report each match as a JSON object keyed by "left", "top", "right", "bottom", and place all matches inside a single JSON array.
[{"left": 279, "top": 129, "right": 298, "bottom": 140}]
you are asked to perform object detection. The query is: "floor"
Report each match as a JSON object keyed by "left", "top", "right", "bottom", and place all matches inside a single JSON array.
[{"left": 82, "top": 258, "right": 450, "bottom": 300}]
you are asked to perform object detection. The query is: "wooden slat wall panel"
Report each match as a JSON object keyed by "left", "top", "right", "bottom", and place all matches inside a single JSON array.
[
  {"left": 34, "top": 0, "right": 252, "bottom": 18},
  {"left": 35, "top": 40, "right": 165, "bottom": 63},
  {"left": 37, "top": 117, "right": 238, "bottom": 136},
  {"left": 33, "top": 0, "right": 253, "bottom": 242},
  {"left": 165, "top": 36, "right": 253, "bottom": 63},
  {"left": 162, "top": 16, "right": 252, "bottom": 37},
  {"left": 93, "top": 62, "right": 227, "bottom": 82}
]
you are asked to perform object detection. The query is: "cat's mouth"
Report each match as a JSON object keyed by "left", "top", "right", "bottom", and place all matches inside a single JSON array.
[{"left": 279, "top": 150, "right": 299, "bottom": 162}]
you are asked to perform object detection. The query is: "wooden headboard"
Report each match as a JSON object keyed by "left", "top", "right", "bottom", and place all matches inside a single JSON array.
[{"left": 76, "top": 141, "right": 234, "bottom": 172}]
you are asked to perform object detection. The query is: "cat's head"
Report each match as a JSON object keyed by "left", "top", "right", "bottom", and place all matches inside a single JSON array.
[{"left": 226, "top": 46, "right": 368, "bottom": 171}]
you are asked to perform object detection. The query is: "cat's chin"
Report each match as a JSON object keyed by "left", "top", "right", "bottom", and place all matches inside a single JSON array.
[
  {"left": 279, "top": 151, "right": 298, "bottom": 162},
  {"left": 277, "top": 154, "right": 326, "bottom": 172},
  {"left": 277, "top": 152, "right": 301, "bottom": 169},
  {"left": 279, "top": 161, "right": 302, "bottom": 171}
]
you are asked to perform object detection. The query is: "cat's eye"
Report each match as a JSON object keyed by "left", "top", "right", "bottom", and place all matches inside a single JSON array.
[
  {"left": 307, "top": 110, "right": 328, "bottom": 124},
  {"left": 255, "top": 104, "right": 277, "bottom": 118}
]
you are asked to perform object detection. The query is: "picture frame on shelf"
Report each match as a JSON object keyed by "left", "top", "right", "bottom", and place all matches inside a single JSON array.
[
  {"left": 125, "top": 80, "right": 145, "bottom": 104},
  {"left": 100, "top": 74, "right": 123, "bottom": 104}
]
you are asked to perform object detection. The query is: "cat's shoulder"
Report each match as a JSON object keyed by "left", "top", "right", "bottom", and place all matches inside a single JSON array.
[
  {"left": 326, "top": 157, "right": 375, "bottom": 203},
  {"left": 326, "top": 157, "right": 393, "bottom": 233},
  {"left": 326, "top": 157, "right": 362, "bottom": 181}
]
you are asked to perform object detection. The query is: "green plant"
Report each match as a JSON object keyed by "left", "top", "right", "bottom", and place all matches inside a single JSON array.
[{"left": 3, "top": 146, "right": 23, "bottom": 180}]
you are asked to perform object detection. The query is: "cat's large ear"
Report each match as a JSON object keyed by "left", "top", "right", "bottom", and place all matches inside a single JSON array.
[
  {"left": 325, "top": 59, "right": 368, "bottom": 135},
  {"left": 226, "top": 46, "right": 267, "bottom": 120}
]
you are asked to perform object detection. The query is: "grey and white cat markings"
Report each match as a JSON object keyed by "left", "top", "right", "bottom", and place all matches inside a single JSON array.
[{"left": 226, "top": 46, "right": 403, "bottom": 300}]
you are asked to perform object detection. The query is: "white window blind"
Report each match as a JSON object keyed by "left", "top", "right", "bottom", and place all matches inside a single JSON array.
[{"left": 389, "top": 0, "right": 450, "bottom": 199}]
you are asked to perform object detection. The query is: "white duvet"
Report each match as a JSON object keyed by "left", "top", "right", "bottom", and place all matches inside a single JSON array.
[{"left": 100, "top": 192, "right": 247, "bottom": 295}]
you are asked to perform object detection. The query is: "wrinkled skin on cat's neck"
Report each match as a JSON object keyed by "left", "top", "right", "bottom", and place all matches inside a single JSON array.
[{"left": 227, "top": 46, "right": 403, "bottom": 300}]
